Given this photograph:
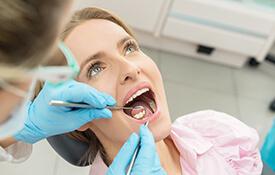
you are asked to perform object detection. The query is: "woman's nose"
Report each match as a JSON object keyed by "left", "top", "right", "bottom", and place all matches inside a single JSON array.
[{"left": 119, "top": 60, "right": 140, "bottom": 84}]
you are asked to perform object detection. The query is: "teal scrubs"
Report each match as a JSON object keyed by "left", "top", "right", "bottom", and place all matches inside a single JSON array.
[{"left": 261, "top": 119, "right": 275, "bottom": 171}]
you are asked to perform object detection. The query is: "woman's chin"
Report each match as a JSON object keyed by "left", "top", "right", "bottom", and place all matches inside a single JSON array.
[{"left": 151, "top": 119, "right": 172, "bottom": 142}]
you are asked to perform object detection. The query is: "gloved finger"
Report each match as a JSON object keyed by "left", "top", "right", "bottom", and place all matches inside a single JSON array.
[
  {"left": 82, "top": 108, "right": 113, "bottom": 121},
  {"left": 66, "top": 80, "right": 116, "bottom": 107},
  {"left": 151, "top": 153, "right": 167, "bottom": 174},
  {"left": 133, "top": 125, "right": 156, "bottom": 172},
  {"left": 153, "top": 153, "right": 161, "bottom": 168},
  {"left": 101, "top": 93, "right": 116, "bottom": 106},
  {"left": 60, "top": 80, "right": 108, "bottom": 108},
  {"left": 39, "top": 108, "right": 113, "bottom": 135},
  {"left": 107, "top": 133, "right": 139, "bottom": 175}
]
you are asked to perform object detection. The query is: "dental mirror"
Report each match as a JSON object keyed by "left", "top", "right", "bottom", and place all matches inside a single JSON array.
[{"left": 131, "top": 106, "right": 146, "bottom": 119}]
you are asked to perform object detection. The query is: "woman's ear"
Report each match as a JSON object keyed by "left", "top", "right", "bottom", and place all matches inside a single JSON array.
[{"left": 77, "top": 122, "right": 92, "bottom": 131}]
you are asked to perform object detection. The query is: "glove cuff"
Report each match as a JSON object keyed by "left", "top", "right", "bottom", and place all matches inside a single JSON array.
[
  {"left": 13, "top": 124, "right": 45, "bottom": 144},
  {"left": 13, "top": 102, "right": 46, "bottom": 144}
]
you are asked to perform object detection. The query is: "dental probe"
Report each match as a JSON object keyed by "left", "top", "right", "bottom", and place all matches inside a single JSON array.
[
  {"left": 126, "top": 119, "right": 150, "bottom": 175},
  {"left": 49, "top": 100, "right": 133, "bottom": 110}
]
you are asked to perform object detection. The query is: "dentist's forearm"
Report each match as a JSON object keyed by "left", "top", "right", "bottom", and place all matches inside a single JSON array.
[{"left": 0, "top": 136, "right": 18, "bottom": 148}]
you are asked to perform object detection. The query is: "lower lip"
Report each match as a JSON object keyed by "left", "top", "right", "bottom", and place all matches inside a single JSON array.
[{"left": 123, "top": 97, "right": 161, "bottom": 124}]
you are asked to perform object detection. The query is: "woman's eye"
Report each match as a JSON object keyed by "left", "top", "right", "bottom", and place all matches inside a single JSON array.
[
  {"left": 90, "top": 66, "right": 102, "bottom": 77},
  {"left": 125, "top": 47, "right": 136, "bottom": 55},
  {"left": 87, "top": 61, "right": 104, "bottom": 79}
]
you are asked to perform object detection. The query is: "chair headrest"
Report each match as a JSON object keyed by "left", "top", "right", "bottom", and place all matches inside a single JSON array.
[{"left": 47, "top": 134, "right": 90, "bottom": 166}]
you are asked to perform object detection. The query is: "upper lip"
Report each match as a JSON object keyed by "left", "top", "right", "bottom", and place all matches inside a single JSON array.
[{"left": 123, "top": 82, "right": 153, "bottom": 106}]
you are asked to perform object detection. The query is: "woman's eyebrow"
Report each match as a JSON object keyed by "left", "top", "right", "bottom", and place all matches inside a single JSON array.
[
  {"left": 79, "top": 51, "right": 106, "bottom": 74},
  {"left": 117, "top": 36, "right": 133, "bottom": 49}
]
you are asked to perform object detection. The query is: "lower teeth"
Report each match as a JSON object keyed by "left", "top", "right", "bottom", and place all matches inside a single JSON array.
[{"left": 133, "top": 110, "right": 145, "bottom": 119}]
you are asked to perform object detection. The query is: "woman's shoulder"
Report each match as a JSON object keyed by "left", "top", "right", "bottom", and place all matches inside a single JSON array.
[
  {"left": 171, "top": 110, "right": 262, "bottom": 174},
  {"left": 174, "top": 110, "right": 241, "bottom": 124},
  {"left": 173, "top": 110, "right": 258, "bottom": 141}
]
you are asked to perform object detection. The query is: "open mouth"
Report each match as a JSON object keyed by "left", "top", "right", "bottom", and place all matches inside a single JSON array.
[{"left": 123, "top": 87, "right": 156, "bottom": 120}]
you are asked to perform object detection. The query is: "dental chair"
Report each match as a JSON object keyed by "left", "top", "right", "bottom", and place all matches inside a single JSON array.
[
  {"left": 47, "top": 134, "right": 275, "bottom": 174},
  {"left": 47, "top": 134, "right": 90, "bottom": 166}
]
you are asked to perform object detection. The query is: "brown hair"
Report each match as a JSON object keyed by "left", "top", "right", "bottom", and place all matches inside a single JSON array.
[
  {"left": 61, "top": 7, "right": 135, "bottom": 41},
  {"left": 0, "top": 0, "right": 68, "bottom": 82},
  {"left": 34, "top": 7, "right": 136, "bottom": 166}
]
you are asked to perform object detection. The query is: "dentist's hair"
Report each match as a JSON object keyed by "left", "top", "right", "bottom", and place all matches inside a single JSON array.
[
  {"left": 0, "top": 0, "right": 68, "bottom": 83},
  {"left": 59, "top": 7, "right": 135, "bottom": 166}
]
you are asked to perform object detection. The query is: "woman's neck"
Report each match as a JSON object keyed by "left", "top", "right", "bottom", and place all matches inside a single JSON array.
[
  {"left": 102, "top": 135, "right": 182, "bottom": 174},
  {"left": 156, "top": 138, "right": 182, "bottom": 175}
]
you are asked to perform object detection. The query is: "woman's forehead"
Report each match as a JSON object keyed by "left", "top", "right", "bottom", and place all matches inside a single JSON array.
[
  {"left": 66, "top": 19, "right": 129, "bottom": 43},
  {"left": 64, "top": 19, "right": 131, "bottom": 64}
]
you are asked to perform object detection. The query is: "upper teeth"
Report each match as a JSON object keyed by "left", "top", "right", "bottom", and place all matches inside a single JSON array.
[{"left": 125, "top": 88, "right": 149, "bottom": 105}]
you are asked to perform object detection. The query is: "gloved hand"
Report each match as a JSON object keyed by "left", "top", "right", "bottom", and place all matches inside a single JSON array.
[
  {"left": 13, "top": 79, "right": 116, "bottom": 144},
  {"left": 107, "top": 125, "right": 167, "bottom": 175}
]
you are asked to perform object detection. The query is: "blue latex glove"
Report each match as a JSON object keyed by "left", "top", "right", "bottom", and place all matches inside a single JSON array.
[
  {"left": 107, "top": 125, "right": 167, "bottom": 175},
  {"left": 13, "top": 79, "right": 116, "bottom": 144}
]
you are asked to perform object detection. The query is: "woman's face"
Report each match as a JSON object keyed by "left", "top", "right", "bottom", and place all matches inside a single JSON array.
[{"left": 64, "top": 19, "right": 171, "bottom": 147}]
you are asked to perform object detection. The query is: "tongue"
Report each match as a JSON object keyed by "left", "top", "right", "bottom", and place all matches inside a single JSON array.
[{"left": 130, "top": 100, "right": 153, "bottom": 117}]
